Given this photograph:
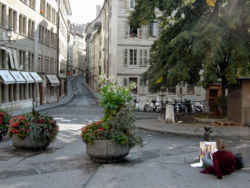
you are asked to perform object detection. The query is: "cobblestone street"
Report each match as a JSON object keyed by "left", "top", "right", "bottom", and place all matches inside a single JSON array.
[{"left": 1, "top": 77, "right": 250, "bottom": 188}]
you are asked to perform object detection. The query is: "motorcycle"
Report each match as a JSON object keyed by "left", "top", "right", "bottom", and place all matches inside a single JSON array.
[{"left": 133, "top": 99, "right": 140, "bottom": 111}]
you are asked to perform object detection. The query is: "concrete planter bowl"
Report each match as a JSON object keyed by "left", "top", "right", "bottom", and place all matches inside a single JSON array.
[
  {"left": 86, "top": 140, "right": 130, "bottom": 163},
  {"left": 12, "top": 134, "right": 50, "bottom": 150}
]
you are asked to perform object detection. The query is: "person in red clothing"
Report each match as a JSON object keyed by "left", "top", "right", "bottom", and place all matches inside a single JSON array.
[{"left": 201, "top": 139, "right": 236, "bottom": 179}]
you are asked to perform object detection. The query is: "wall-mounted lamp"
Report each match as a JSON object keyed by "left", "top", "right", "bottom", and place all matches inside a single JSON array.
[{"left": 0, "top": 28, "right": 14, "bottom": 43}]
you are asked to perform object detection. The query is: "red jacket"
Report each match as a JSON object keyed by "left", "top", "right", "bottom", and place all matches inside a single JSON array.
[{"left": 201, "top": 150, "right": 236, "bottom": 179}]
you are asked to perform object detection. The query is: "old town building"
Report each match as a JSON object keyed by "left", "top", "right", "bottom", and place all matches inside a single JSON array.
[
  {"left": 0, "top": 0, "right": 71, "bottom": 112},
  {"left": 85, "top": 0, "right": 206, "bottom": 105}
]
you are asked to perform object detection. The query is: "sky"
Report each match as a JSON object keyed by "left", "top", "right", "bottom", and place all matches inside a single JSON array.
[{"left": 69, "top": 0, "right": 104, "bottom": 24}]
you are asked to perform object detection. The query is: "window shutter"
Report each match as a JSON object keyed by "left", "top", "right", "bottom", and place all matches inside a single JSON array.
[
  {"left": 146, "top": 24, "right": 150, "bottom": 38},
  {"left": 138, "top": 27, "right": 142, "bottom": 37},
  {"left": 124, "top": 49, "right": 128, "bottom": 67}
]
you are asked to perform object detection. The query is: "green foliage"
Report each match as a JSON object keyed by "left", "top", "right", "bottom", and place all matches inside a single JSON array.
[
  {"left": 130, "top": 0, "right": 250, "bottom": 94},
  {"left": 81, "top": 74, "right": 143, "bottom": 148},
  {"left": 0, "top": 109, "right": 11, "bottom": 141},
  {"left": 99, "top": 75, "right": 133, "bottom": 123}
]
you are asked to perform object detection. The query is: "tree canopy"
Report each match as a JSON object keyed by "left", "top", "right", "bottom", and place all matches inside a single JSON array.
[{"left": 129, "top": 0, "right": 250, "bottom": 95}]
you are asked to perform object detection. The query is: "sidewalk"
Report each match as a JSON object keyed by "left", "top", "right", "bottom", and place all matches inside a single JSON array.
[
  {"left": 10, "top": 77, "right": 75, "bottom": 116},
  {"left": 136, "top": 119, "right": 250, "bottom": 140},
  {"left": 83, "top": 82, "right": 250, "bottom": 140}
]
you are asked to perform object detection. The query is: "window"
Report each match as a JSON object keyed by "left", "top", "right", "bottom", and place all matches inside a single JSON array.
[
  {"left": 124, "top": 49, "right": 128, "bottom": 67},
  {"left": 123, "top": 78, "right": 128, "bottom": 87},
  {"left": 52, "top": 8, "right": 56, "bottom": 23},
  {"left": 38, "top": 56, "right": 43, "bottom": 72},
  {"left": 19, "top": 50, "right": 26, "bottom": 70},
  {"left": 40, "top": 0, "right": 46, "bottom": 15},
  {"left": 19, "top": 15, "right": 27, "bottom": 35},
  {"left": 187, "top": 84, "right": 195, "bottom": 94},
  {"left": 46, "top": 3, "right": 51, "bottom": 20},
  {"left": 1, "top": 3, "right": 7, "bottom": 27},
  {"left": 130, "top": 0, "right": 135, "bottom": 9},
  {"left": 28, "top": 19, "right": 35, "bottom": 39},
  {"left": 28, "top": 52, "right": 34, "bottom": 71},
  {"left": 129, "top": 49, "right": 137, "bottom": 65},
  {"left": 144, "top": 49, "right": 148, "bottom": 65},
  {"left": 168, "top": 86, "right": 176, "bottom": 94},
  {"left": 139, "top": 49, "right": 143, "bottom": 66},
  {"left": 29, "top": 0, "right": 36, "bottom": 9}
]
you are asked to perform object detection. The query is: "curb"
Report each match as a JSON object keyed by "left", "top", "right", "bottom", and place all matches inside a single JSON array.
[
  {"left": 135, "top": 121, "right": 250, "bottom": 141},
  {"left": 10, "top": 77, "right": 75, "bottom": 116},
  {"left": 82, "top": 81, "right": 100, "bottom": 102}
]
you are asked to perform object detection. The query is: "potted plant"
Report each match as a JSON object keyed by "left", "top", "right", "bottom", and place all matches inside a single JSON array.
[
  {"left": 81, "top": 75, "right": 143, "bottom": 163},
  {"left": 9, "top": 111, "right": 58, "bottom": 150},
  {"left": 0, "top": 109, "right": 11, "bottom": 141}
]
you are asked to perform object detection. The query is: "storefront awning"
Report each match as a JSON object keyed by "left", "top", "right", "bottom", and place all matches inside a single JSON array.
[
  {"left": 30, "top": 72, "right": 43, "bottom": 83},
  {"left": 10, "top": 71, "right": 26, "bottom": 83},
  {"left": 47, "top": 75, "right": 60, "bottom": 86},
  {"left": 20, "top": 72, "right": 35, "bottom": 83},
  {"left": 0, "top": 70, "right": 15, "bottom": 84}
]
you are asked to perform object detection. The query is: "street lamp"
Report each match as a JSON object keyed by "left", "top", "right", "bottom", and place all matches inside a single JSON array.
[{"left": 6, "top": 28, "right": 14, "bottom": 39}]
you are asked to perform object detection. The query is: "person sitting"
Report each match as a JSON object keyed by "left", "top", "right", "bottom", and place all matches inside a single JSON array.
[{"left": 201, "top": 139, "right": 236, "bottom": 179}]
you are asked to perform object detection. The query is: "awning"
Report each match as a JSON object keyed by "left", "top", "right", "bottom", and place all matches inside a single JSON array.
[
  {"left": 20, "top": 72, "right": 35, "bottom": 83},
  {"left": 30, "top": 72, "right": 43, "bottom": 83},
  {"left": 10, "top": 71, "right": 26, "bottom": 83},
  {"left": 47, "top": 74, "right": 60, "bottom": 86},
  {"left": 0, "top": 70, "right": 15, "bottom": 84}
]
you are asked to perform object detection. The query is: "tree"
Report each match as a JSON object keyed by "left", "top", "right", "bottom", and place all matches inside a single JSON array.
[{"left": 129, "top": 0, "right": 250, "bottom": 96}]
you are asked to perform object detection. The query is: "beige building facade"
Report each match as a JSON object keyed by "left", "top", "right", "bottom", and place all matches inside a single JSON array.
[
  {"left": 86, "top": 0, "right": 206, "bottom": 104},
  {"left": 0, "top": 0, "right": 71, "bottom": 111}
]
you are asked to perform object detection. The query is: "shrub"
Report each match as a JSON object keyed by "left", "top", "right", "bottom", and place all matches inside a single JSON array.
[{"left": 81, "top": 75, "right": 143, "bottom": 148}]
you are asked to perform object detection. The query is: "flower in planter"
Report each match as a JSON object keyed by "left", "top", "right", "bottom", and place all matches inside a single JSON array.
[
  {"left": 81, "top": 75, "right": 143, "bottom": 148},
  {"left": 9, "top": 111, "right": 58, "bottom": 143},
  {"left": 0, "top": 109, "right": 11, "bottom": 141}
]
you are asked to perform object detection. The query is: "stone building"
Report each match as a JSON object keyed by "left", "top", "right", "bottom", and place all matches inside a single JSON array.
[
  {"left": 71, "top": 32, "right": 85, "bottom": 77},
  {"left": 0, "top": 0, "right": 71, "bottom": 111},
  {"left": 57, "top": 0, "right": 71, "bottom": 98},
  {"left": 85, "top": 0, "right": 206, "bottom": 105}
]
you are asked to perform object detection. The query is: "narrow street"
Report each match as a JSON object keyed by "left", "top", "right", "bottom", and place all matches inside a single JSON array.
[{"left": 0, "top": 77, "right": 250, "bottom": 188}]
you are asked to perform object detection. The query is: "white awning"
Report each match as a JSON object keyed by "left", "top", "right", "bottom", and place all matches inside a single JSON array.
[
  {"left": 47, "top": 74, "right": 60, "bottom": 86},
  {"left": 20, "top": 72, "right": 35, "bottom": 83},
  {"left": 0, "top": 70, "right": 15, "bottom": 84},
  {"left": 30, "top": 72, "right": 43, "bottom": 83},
  {"left": 10, "top": 71, "right": 26, "bottom": 83}
]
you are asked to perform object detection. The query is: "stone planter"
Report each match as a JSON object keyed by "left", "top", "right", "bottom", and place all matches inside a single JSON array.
[
  {"left": 86, "top": 140, "right": 130, "bottom": 163},
  {"left": 12, "top": 135, "right": 50, "bottom": 150}
]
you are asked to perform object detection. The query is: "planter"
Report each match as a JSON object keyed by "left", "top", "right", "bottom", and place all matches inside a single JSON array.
[
  {"left": 12, "top": 135, "right": 50, "bottom": 150},
  {"left": 86, "top": 140, "right": 130, "bottom": 163}
]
